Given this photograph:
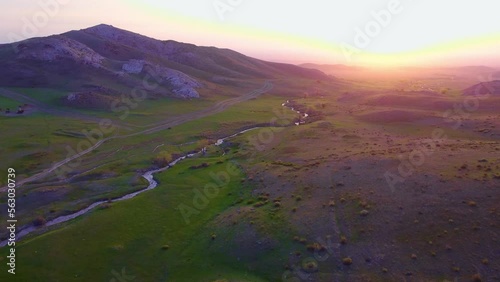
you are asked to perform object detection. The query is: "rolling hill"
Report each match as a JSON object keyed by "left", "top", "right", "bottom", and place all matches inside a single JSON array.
[
  {"left": 0, "top": 24, "right": 331, "bottom": 106},
  {"left": 463, "top": 80, "right": 500, "bottom": 96}
]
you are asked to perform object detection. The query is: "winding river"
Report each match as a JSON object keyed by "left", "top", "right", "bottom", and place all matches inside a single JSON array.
[{"left": 1, "top": 101, "right": 307, "bottom": 247}]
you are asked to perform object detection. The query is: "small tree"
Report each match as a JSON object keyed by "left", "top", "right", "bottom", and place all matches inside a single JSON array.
[{"left": 152, "top": 151, "right": 174, "bottom": 167}]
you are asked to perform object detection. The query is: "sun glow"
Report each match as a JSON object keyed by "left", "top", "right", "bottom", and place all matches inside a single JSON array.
[
  {"left": 117, "top": 0, "right": 500, "bottom": 67},
  {"left": 1, "top": 0, "right": 499, "bottom": 67}
]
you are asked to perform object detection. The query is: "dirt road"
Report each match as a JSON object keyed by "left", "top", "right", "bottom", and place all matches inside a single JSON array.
[{"left": 0, "top": 81, "right": 273, "bottom": 191}]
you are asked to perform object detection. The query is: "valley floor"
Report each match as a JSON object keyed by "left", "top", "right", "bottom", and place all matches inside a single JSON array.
[{"left": 1, "top": 75, "right": 499, "bottom": 281}]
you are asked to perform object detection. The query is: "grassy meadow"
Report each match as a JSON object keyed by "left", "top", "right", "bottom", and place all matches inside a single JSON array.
[{"left": 1, "top": 72, "right": 499, "bottom": 281}]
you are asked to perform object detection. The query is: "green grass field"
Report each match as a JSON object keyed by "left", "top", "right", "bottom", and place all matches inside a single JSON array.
[
  {"left": 0, "top": 146, "right": 292, "bottom": 281},
  {"left": 1, "top": 74, "right": 499, "bottom": 281}
]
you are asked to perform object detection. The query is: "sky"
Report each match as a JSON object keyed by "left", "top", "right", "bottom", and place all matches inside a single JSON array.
[{"left": 1, "top": 0, "right": 499, "bottom": 67}]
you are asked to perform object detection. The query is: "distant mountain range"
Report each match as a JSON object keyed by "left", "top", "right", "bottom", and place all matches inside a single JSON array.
[
  {"left": 0, "top": 24, "right": 331, "bottom": 104},
  {"left": 300, "top": 63, "right": 364, "bottom": 73},
  {"left": 463, "top": 80, "right": 500, "bottom": 96}
]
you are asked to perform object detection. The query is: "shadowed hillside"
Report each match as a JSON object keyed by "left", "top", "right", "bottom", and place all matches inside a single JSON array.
[{"left": 0, "top": 24, "right": 332, "bottom": 105}]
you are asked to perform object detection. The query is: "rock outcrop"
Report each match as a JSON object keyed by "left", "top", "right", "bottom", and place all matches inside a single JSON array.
[
  {"left": 16, "top": 36, "right": 104, "bottom": 68},
  {"left": 121, "top": 59, "right": 202, "bottom": 98}
]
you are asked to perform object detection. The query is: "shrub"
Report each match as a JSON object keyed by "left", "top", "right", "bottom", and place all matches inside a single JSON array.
[
  {"left": 258, "top": 195, "right": 269, "bottom": 201},
  {"left": 306, "top": 242, "right": 325, "bottom": 252},
  {"left": 340, "top": 236, "right": 347, "bottom": 245},
  {"left": 342, "top": 257, "right": 353, "bottom": 265},
  {"left": 100, "top": 203, "right": 112, "bottom": 210},
  {"left": 472, "top": 274, "right": 482, "bottom": 282},
  {"left": 253, "top": 201, "right": 266, "bottom": 207},
  {"left": 192, "top": 163, "right": 210, "bottom": 169},
  {"left": 152, "top": 152, "right": 174, "bottom": 167},
  {"left": 33, "top": 216, "right": 47, "bottom": 227},
  {"left": 301, "top": 258, "right": 318, "bottom": 273}
]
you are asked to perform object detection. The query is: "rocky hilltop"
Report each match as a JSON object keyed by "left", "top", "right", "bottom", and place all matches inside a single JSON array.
[{"left": 0, "top": 24, "right": 332, "bottom": 104}]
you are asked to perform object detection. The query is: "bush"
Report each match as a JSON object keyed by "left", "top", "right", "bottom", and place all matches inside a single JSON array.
[
  {"left": 253, "top": 201, "right": 267, "bottom": 207},
  {"left": 152, "top": 152, "right": 182, "bottom": 167},
  {"left": 190, "top": 163, "right": 210, "bottom": 169},
  {"left": 33, "top": 216, "right": 47, "bottom": 227},
  {"left": 100, "top": 203, "right": 112, "bottom": 210},
  {"left": 472, "top": 273, "right": 482, "bottom": 282},
  {"left": 301, "top": 258, "right": 319, "bottom": 273},
  {"left": 306, "top": 242, "right": 326, "bottom": 252},
  {"left": 468, "top": 201, "right": 477, "bottom": 207},
  {"left": 258, "top": 195, "right": 269, "bottom": 201},
  {"left": 340, "top": 236, "right": 347, "bottom": 245},
  {"left": 342, "top": 257, "right": 353, "bottom": 265}
]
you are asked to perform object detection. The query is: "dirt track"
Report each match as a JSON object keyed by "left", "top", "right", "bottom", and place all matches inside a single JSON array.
[{"left": 0, "top": 81, "right": 273, "bottom": 192}]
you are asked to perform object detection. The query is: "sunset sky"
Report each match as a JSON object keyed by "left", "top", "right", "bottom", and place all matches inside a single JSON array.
[{"left": 1, "top": 0, "right": 499, "bottom": 67}]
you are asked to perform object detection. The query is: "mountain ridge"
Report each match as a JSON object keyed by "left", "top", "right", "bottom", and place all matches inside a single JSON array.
[{"left": 0, "top": 24, "right": 332, "bottom": 104}]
